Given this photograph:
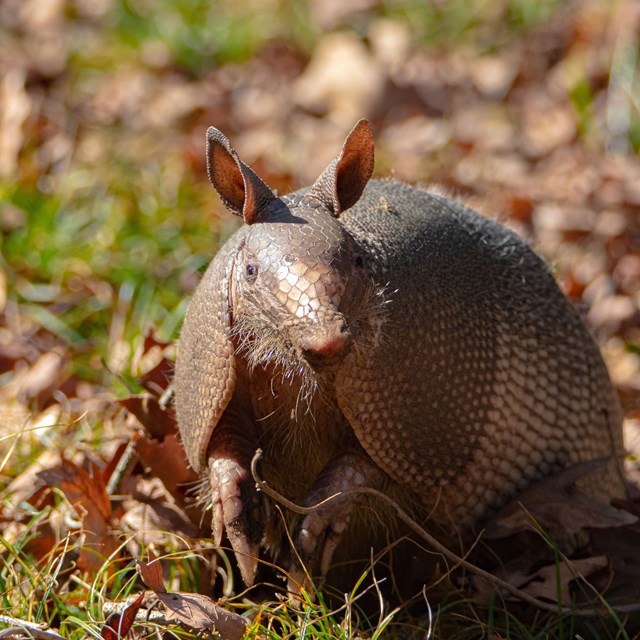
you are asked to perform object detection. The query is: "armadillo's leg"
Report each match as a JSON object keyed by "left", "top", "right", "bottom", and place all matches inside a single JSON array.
[
  {"left": 291, "top": 452, "right": 386, "bottom": 588},
  {"left": 207, "top": 407, "right": 263, "bottom": 586}
]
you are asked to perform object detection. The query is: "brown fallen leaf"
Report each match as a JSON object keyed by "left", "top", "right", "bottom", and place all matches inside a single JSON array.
[
  {"left": 519, "top": 556, "right": 610, "bottom": 603},
  {"left": 0, "top": 68, "right": 31, "bottom": 178},
  {"left": 134, "top": 433, "right": 198, "bottom": 503},
  {"left": 138, "top": 557, "right": 248, "bottom": 640},
  {"left": 120, "top": 393, "right": 176, "bottom": 440},
  {"left": 39, "top": 458, "right": 120, "bottom": 572},
  {"left": 292, "top": 32, "right": 385, "bottom": 130},
  {"left": 121, "top": 479, "right": 204, "bottom": 546},
  {"left": 0, "top": 350, "right": 71, "bottom": 406},
  {"left": 101, "top": 592, "right": 145, "bottom": 640},
  {"left": 485, "top": 458, "right": 637, "bottom": 539},
  {"left": 520, "top": 93, "right": 577, "bottom": 158},
  {"left": 158, "top": 592, "right": 247, "bottom": 640},
  {"left": 588, "top": 519, "right": 640, "bottom": 603},
  {"left": 471, "top": 555, "right": 611, "bottom": 605},
  {"left": 2, "top": 449, "right": 61, "bottom": 515},
  {"left": 138, "top": 356, "right": 173, "bottom": 393},
  {"left": 40, "top": 458, "right": 111, "bottom": 522},
  {"left": 136, "top": 555, "right": 166, "bottom": 593}
]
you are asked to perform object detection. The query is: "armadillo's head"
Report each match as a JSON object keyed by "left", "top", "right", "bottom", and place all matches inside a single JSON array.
[
  {"left": 207, "top": 120, "right": 383, "bottom": 376},
  {"left": 231, "top": 196, "right": 374, "bottom": 369}
]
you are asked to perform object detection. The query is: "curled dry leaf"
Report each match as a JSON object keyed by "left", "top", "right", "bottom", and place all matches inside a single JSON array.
[
  {"left": 158, "top": 592, "right": 247, "bottom": 640},
  {"left": 120, "top": 393, "right": 176, "bottom": 440},
  {"left": 137, "top": 556, "right": 166, "bottom": 593},
  {"left": 2, "top": 449, "right": 62, "bottom": 514},
  {"left": 0, "top": 350, "right": 71, "bottom": 406},
  {"left": 121, "top": 477, "right": 203, "bottom": 547},
  {"left": 471, "top": 556, "right": 611, "bottom": 605},
  {"left": 293, "top": 31, "right": 385, "bottom": 128},
  {"left": 138, "top": 557, "right": 247, "bottom": 640},
  {"left": 133, "top": 433, "right": 198, "bottom": 501},
  {"left": 0, "top": 68, "right": 31, "bottom": 178}
]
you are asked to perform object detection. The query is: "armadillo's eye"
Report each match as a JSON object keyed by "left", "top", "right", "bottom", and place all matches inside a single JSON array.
[
  {"left": 245, "top": 263, "right": 258, "bottom": 281},
  {"left": 354, "top": 255, "right": 364, "bottom": 268}
]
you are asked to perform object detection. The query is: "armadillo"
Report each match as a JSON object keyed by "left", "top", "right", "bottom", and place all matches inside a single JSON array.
[{"left": 174, "top": 120, "right": 625, "bottom": 587}]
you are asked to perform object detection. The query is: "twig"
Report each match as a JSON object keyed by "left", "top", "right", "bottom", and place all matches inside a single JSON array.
[
  {"left": 102, "top": 598, "right": 164, "bottom": 623},
  {"left": 250, "top": 449, "right": 640, "bottom": 617},
  {"left": 106, "top": 439, "right": 139, "bottom": 497},
  {"left": 0, "top": 617, "right": 65, "bottom": 640}
]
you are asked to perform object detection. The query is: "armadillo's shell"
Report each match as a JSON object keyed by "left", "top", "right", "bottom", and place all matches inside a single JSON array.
[{"left": 333, "top": 180, "right": 624, "bottom": 524}]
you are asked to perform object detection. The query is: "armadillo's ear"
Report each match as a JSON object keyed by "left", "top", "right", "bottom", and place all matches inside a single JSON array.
[
  {"left": 206, "top": 127, "right": 276, "bottom": 225},
  {"left": 308, "top": 119, "right": 375, "bottom": 217}
]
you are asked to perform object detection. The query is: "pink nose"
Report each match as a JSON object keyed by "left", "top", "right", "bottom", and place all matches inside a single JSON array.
[{"left": 301, "top": 331, "right": 351, "bottom": 356}]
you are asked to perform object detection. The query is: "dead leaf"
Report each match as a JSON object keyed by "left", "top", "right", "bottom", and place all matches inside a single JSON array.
[
  {"left": 0, "top": 68, "right": 31, "bottom": 178},
  {"left": 469, "top": 54, "right": 518, "bottom": 99},
  {"left": 137, "top": 556, "right": 166, "bottom": 593},
  {"left": 486, "top": 459, "right": 637, "bottom": 539},
  {"left": 520, "top": 556, "right": 610, "bottom": 603},
  {"left": 1, "top": 449, "right": 61, "bottom": 515},
  {"left": 158, "top": 592, "right": 247, "bottom": 640},
  {"left": 588, "top": 521, "right": 640, "bottom": 603},
  {"left": 587, "top": 293, "right": 639, "bottom": 335},
  {"left": 520, "top": 95, "right": 577, "bottom": 157},
  {"left": 120, "top": 393, "right": 176, "bottom": 439},
  {"left": 134, "top": 433, "right": 197, "bottom": 502},
  {"left": 39, "top": 458, "right": 120, "bottom": 572},
  {"left": 121, "top": 479, "right": 203, "bottom": 545},
  {"left": 40, "top": 458, "right": 111, "bottom": 521},
  {"left": 138, "top": 556, "right": 247, "bottom": 640},
  {"left": 0, "top": 350, "right": 70, "bottom": 406},
  {"left": 101, "top": 592, "right": 145, "bottom": 640},
  {"left": 293, "top": 32, "right": 385, "bottom": 128}
]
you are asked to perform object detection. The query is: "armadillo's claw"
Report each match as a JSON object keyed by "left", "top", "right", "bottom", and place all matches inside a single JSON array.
[
  {"left": 296, "top": 507, "right": 351, "bottom": 577},
  {"left": 290, "top": 452, "right": 386, "bottom": 586},
  {"left": 287, "top": 492, "right": 356, "bottom": 597},
  {"left": 287, "top": 508, "right": 355, "bottom": 597},
  {"left": 209, "top": 456, "right": 263, "bottom": 585},
  {"left": 226, "top": 518, "right": 260, "bottom": 586}
]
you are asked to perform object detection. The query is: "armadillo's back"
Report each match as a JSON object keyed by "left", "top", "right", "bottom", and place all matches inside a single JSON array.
[{"left": 337, "top": 180, "right": 624, "bottom": 527}]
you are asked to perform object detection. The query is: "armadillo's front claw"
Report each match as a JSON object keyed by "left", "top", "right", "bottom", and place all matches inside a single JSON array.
[{"left": 209, "top": 456, "right": 263, "bottom": 585}]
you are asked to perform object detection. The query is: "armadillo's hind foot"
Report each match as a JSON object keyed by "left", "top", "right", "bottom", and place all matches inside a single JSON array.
[{"left": 288, "top": 452, "right": 386, "bottom": 593}]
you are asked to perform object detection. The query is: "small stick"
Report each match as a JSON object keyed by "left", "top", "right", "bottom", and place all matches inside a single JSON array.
[
  {"left": 106, "top": 440, "right": 139, "bottom": 497},
  {"left": 250, "top": 449, "right": 640, "bottom": 617}
]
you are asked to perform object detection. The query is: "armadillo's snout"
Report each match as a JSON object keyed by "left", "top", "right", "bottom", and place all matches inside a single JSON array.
[
  {"left": 273, "top": 255, "right": 354, "bottom": 363},
  {"left": 301, "top": 326, "right": 352, "bottom": 357}
]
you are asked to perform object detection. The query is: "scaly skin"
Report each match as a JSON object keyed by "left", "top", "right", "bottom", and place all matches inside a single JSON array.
[{"left": 174, "top": 120, "right": 625, "bottom": 588}]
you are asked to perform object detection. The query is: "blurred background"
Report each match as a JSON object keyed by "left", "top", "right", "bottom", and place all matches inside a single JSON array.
[{"left": 0, "top": 0, "right": 639, "bottom": 427}]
